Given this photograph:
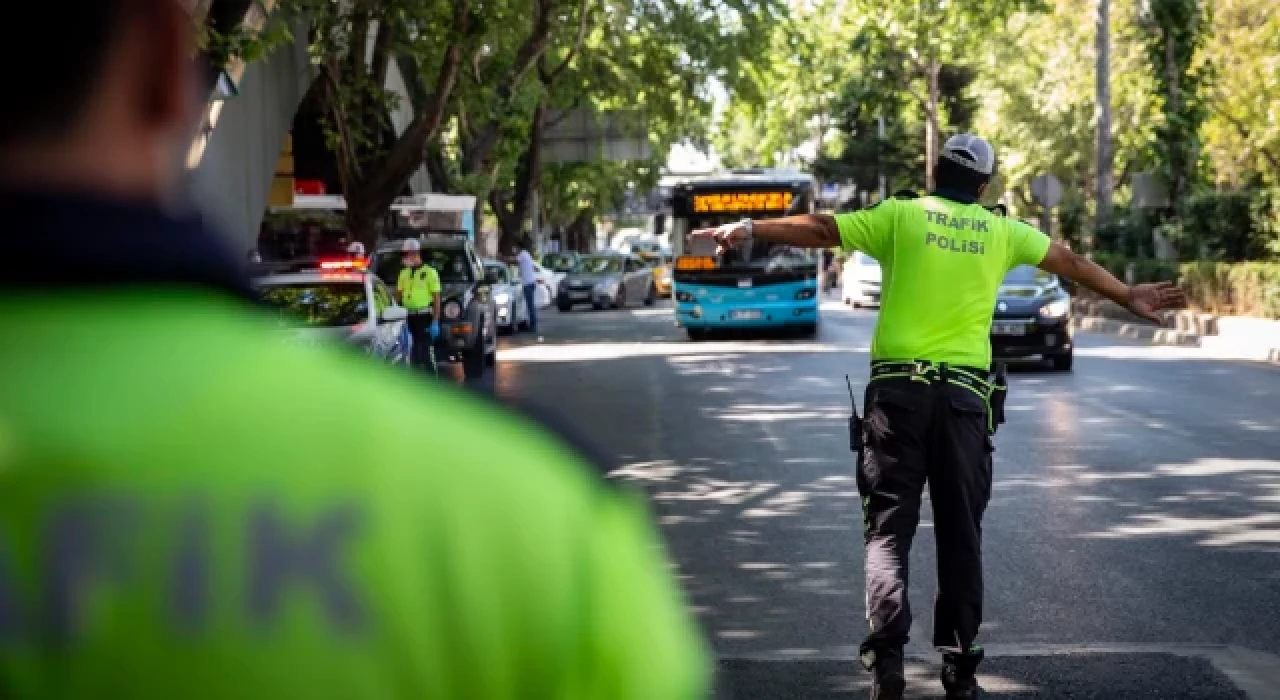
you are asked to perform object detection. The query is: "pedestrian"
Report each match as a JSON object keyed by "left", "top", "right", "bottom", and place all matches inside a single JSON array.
[
  {"left": 695, "top": 133, "right": 1186, "bottom": 700},
  {"left": 395, "top": 238, "right": 441, "bottom": 374},
  {"left": 0, "top": 2, "right": 710, "bottom": 697},
  {"left": 515, "top": 236, "right": 541, "bottom": 340},
  {"left": 822, "top": 248, "right": 837, "bottom": 295}
]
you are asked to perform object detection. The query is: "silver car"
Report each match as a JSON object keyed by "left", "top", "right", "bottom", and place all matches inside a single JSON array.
[
  {"left": 556, "top": 254, "right": 656, "bottom": 311},
  {"left": 254, "top": 267, "right": 411, "bottom": 364},
  {"left": 483, "top": 259, "right": 530, "bottom": 333}
]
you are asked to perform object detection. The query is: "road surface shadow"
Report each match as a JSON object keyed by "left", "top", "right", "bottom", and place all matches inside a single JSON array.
[{"left": 715, "top": 654, "right": 1247, "bottom": 699}]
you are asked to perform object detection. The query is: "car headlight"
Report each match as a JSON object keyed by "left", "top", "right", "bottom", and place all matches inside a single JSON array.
[
  {"left": 675, "top": 290, "right": 695, "bottom": 302},
  {"left": 442, "top": 299, "right": 464, "bottom": 320},
  {"left": 1039, "top": 298, "right": 1070, "bottom": 319},
  {"left": 795, "top": 287, "right": 816, "bottom": 300},
  {"left": 493, "top": 292, "right": 511, "bottom": 305}
]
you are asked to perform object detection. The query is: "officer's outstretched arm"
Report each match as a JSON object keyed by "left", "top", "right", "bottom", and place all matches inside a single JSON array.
[
  {"left": 694, "top": 215, "right": 840, "bottom": 252},
  {"left": 1039, "top": 241, "right": 1187, "bottom": 324}
]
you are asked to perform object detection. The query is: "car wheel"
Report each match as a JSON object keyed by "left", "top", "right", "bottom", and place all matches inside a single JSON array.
[
  {"left": 1051, "top": 351, "right": 1074, "bottom": 371},
  {"left": 687, "top": 328, "right": 708, "bottom": 341},
  {"left": 796, "top": 322, "right": 818, "bottom": 338},
  {"left": 614, "top": 286, "right": 626, "bottom": 309},
  {"left": 557, "top": 300, "right": 573, "bottom": 312},
  {"left": 592, "top": 300, "right": 604, "bottom": 311},
  {"left": 643, "top": 283, "right": 655, "bottom": 306}
]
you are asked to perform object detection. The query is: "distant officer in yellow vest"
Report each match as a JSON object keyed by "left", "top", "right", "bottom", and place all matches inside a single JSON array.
[{"left": 396, "top": 239, "right": 442, "bottom": 373}]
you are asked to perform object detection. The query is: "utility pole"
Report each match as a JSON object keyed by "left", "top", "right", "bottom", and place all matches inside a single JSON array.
[
  {"left": 1095, "top": 0, "right": 1114, "bottom": 230},
  {"left": 877, "top": 114, "right": 887, "bottom": 202}
]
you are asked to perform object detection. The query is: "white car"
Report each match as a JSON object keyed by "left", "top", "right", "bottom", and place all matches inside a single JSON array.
[
  {"left": 843, "top": 252, "right": 882, "bottom": 308},
  {"left": 483, "top": 259, "right": 530, "bottom": 333},
  {"left": 253, "top": 263, "right": 411, "bottom": 364}
]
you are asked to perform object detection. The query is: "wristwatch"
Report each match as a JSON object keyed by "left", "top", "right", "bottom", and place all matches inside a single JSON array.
[{"left": 738, "top": 218, "right": 754, "bottom": 240}]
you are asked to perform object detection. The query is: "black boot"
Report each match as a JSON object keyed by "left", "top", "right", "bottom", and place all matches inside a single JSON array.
[
  {"left": 861, "top": 647, "right": 905, "bottom": 700},
  {"left": 940, "top": 648, "right": 985, "bottom": 699}
]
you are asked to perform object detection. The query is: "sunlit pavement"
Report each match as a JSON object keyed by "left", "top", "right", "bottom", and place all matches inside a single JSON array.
[{"left": 494, "top": 298, "right": 1280, "bottom": 699}]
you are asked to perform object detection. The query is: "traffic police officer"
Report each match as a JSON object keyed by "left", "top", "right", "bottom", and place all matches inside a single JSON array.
[
  {"left": 698, "top": 133, "right": 1186, "bottom": 699},
  {"left": 395, "top": 238, "right": 442, "bottom": 374},
  {"left": 0, "top": 1, "right": 711, "bottom": 697}
]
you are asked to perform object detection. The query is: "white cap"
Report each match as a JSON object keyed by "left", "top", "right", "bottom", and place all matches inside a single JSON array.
[
  {"left": 346, "top": 241, "right": 366, "bottom": 256},
  {"left": 940, "top": 133, "right": 996, "bottom": 175},
  {"left": 401, "top": 238, "right": 421, "bottom": 253}
]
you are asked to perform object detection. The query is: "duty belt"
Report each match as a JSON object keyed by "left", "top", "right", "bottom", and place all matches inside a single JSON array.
[{"left": 869, "top": 359, "right": 1008, "bottom": 434}]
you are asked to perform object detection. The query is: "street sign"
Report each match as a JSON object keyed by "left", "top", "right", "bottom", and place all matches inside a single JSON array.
[{"left": 1030, "top": 174, "right": 1064, "bottom": 208}]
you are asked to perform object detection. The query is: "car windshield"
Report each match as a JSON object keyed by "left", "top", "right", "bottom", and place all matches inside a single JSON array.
[
  {"left": 579, "top": 256, "right": 623, "bottom": 274},
  {"left": 682, "top": 213, "right": 813, "bottom": 271},
  {"left": 1003, "top": 265, "right": 1056, "bottom": 285},
  {"left": 542, "top": 253, "right": 576, "bottom": 272},
  {"left": 257, "top": 282, "right": 368, "bottom": 327},
  {"left": 373, "top": 247, "right": 473, "bottom": 287},
  {"left": 485, "top": 263, "right": 510, "bottom": 284}
]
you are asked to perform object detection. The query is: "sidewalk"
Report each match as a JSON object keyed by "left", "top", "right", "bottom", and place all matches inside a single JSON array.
[{"left": 1071, "top": 299, "right": 1280, "bottom": 365}]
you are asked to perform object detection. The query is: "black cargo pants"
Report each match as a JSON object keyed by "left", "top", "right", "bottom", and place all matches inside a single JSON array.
[
  {"left": 406, "top": 312, "right": 438, "bottom": 375},
  {"left": 857, "top": 367, "right": 993, "bottom": 661}
]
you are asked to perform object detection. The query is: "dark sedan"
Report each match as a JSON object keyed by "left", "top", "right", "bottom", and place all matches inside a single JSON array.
[{"left": 991, "top": 265, "right": 1074, "bottom": 371}]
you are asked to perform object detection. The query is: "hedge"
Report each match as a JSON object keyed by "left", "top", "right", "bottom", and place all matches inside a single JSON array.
[
  {"left": 1179, "top": 261, "right": 1280, "bottom": 319},
  {"left": 1085, "top": 255, "right": 1280, "bottom": 319}
]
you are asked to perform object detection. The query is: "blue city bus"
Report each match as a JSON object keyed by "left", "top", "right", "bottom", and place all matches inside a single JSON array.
[{"left": 670, "top": 170, "right": 820, "bottom": 340}]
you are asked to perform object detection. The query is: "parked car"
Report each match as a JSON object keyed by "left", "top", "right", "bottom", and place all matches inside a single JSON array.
[
  {"left": 541, "top": 251, "right": 580, "bottom": 277},
  {"left": 991, "top": 265, "right": 1074, "bottom": 371},
  {"left": 372, "top": 234, "right": 497, "bottom": 379},
  {"left": 483, "top": 259, "right": 529, "bottom": 334},
  {"left": 253, "top": 262, "right": 410, "bottom": 365},
  {"left": 842, "top": 251, "right": 882, "bottom": 308},
  {"left": 557, "top": 254, "right": 656, "bottom": 311}
]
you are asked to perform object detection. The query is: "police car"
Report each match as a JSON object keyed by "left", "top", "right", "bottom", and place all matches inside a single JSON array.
[
  {"left": 371, "top": 233, "right": 497, "bottom": 379},
  {"left": 252, "top": 258, "right": 411, "bottom": 364}
]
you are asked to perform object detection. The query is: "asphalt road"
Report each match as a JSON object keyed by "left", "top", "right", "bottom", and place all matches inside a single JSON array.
[{"left": 491, "top": 298, "right": 1280, "bottom": 699}]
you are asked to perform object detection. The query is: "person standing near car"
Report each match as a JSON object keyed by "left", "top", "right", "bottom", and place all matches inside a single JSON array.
[
  {"left": 396, "top": 238, "right": 442, "bottom": 374},
  {"left": 0, "top": 2, "right": 710, "bottom": 698},
  {"left": 516, "top": 236, "right": 541, "bottom": 339},
  {"left": 696, "top": 133, "right": 1186, "bottom": 700}
]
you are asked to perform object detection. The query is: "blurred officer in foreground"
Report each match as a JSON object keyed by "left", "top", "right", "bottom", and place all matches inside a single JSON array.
[
  {"left": 697, "top": 134, "right": 1186, "bottom": 700},
  {"left": 0, "top": 2, "right": 709, "bottom": 698}
]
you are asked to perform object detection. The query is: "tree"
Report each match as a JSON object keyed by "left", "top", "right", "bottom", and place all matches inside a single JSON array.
[
  {"left": 476, "top": 0, "right": 780, "bottom": 251},
  {"left": 1140, "top": 0, "right": 1212, "bottom": 208},
  {"left": 293, "top": 0, "right": 484, "bottom": 245},
  {"left": 1200, "top": 0, "right": 1280, "bottom": 187},
  {"left": 851, "top": 0, "right": 1041, "bottom": 189}
]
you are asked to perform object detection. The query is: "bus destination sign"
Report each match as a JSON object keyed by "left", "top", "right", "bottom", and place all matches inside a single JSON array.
[{"left": 692, "top": 191, "right": 793, "bottom": 214}]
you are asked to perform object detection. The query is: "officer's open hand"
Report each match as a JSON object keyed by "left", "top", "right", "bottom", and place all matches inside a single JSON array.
[
  {"left": 691, "top": 222, "right": 749, "bottom": 255},
  {"left": 1127, "top": 282, "right": 1188, "bottom": 325}
]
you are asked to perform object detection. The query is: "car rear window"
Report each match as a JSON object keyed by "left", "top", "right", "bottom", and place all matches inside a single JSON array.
[{"left": 257, "top": 282, "right": 368, "bottom": 327}]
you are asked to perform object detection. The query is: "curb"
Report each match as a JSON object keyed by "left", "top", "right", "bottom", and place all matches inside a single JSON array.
[{"left": 1071, "top": 316, "right": 1202, "bottom": 347}]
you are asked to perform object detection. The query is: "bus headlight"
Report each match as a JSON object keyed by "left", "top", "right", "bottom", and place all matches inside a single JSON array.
[
  {"left": 1039, "top": 299, "right": 1070, "bottom": 319},
  {"left": 442, "top": 299, "right": 464, "bottom": 320},
  {"left": 795, "top": 287, "right": 816, "bottom": 300}
]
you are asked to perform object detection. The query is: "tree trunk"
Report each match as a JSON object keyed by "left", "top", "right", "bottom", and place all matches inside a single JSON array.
[
  {"left": 924, "top": 60, "right": 941, "bottom": 191},
  {"left": 1095, "top": 0, "right": 1114, "bottom": 229},
  {"left": 1164, "top": 28, "right": 1185, "bottom": 205}
]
